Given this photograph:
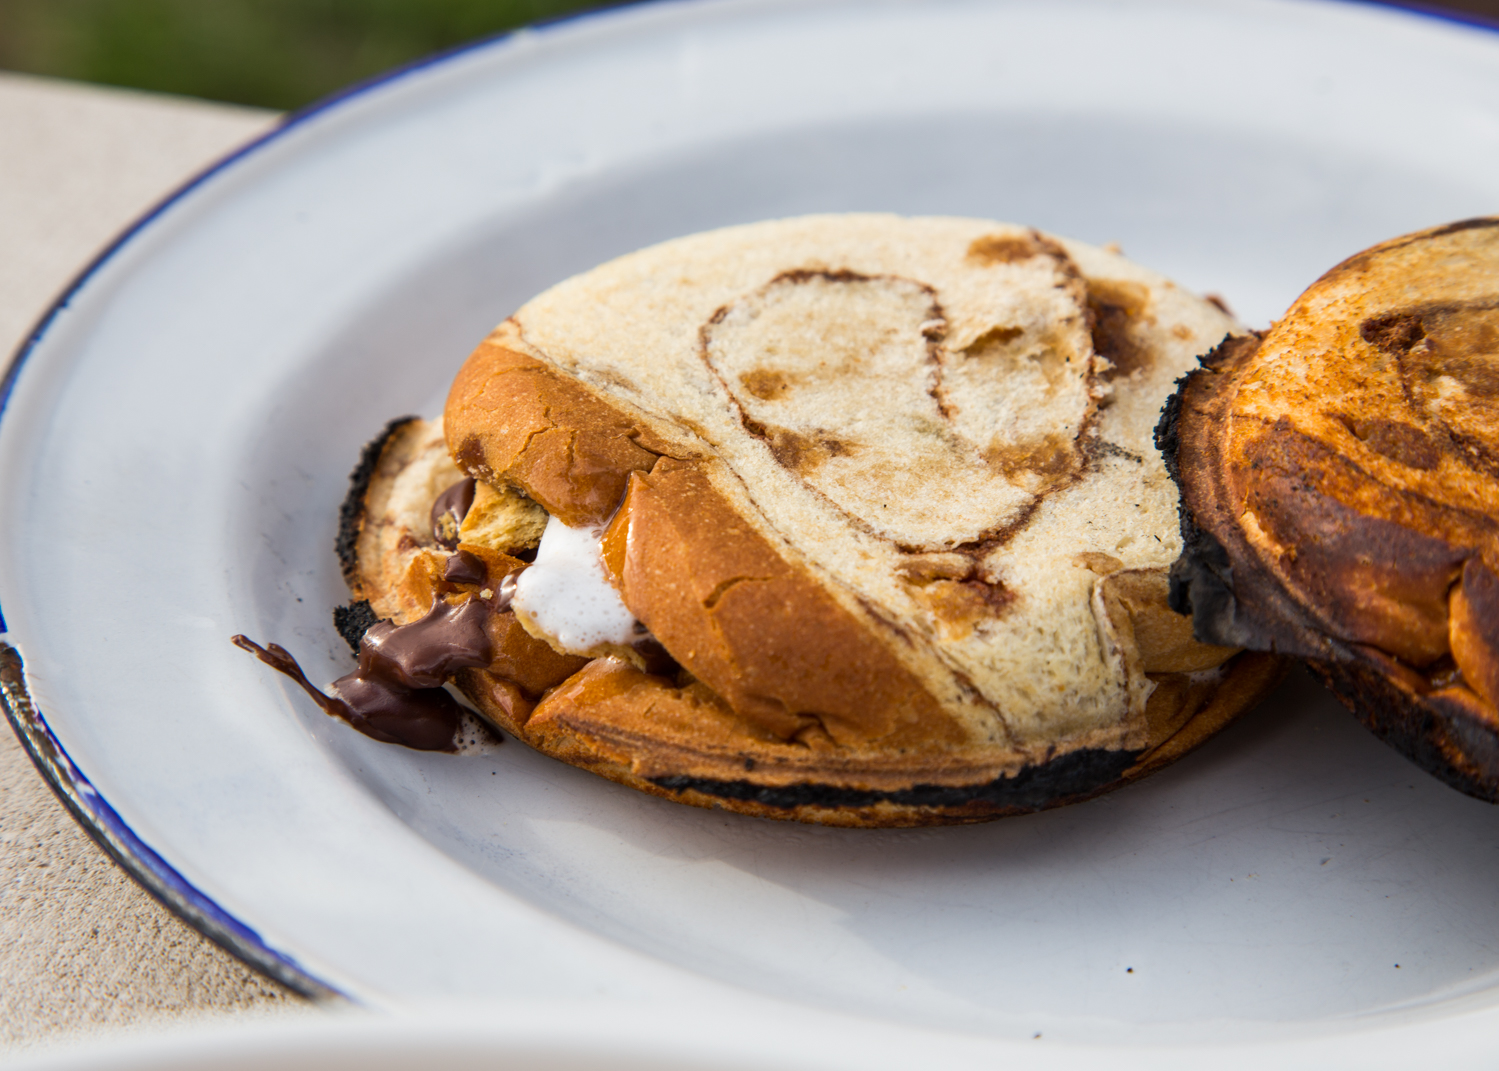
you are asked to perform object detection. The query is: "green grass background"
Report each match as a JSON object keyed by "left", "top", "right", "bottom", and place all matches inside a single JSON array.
[
  {"left": 0, "top": 0, "right": 623, "bottom": 110},
  {"left": 0, "top": 0, "right": 1497, "bottom": 111}
]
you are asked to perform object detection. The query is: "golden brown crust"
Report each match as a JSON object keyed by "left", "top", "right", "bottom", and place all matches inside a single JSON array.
[
  {"left": 601, "top": 458, "right": 961, "bottom": 748},
  {"left": 443, "top": 341, "right": 675, "bottom": 527},
  {"left": 443, "top": 339, "right": 965, "bottom": 750},
  {"left": 1126, "top": 653, "right": 1285, "bottom": 779},
  {"left": 1095, "top": 568, "right": 1240, "bottom": 674},
  {"left": 1163, "top": 217, "right": 1499, "bottom": 801},
  {"left": 1451, "top": 558, "right": 1499, "bottom": 709}
]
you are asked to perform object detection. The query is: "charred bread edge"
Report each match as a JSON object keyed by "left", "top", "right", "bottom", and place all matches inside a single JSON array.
[
  {"left": 1156, "top": 334, "right": 1291, "bottom": 652},
  {"left": 1156, "top": 336, "right": 1499, "bottom": 799},
  {"left": 333, "top": 416, "right": 418, "bottom": 651},
  {"left": 540, "top": 650, "right": 1279, "bottom": 826},
  {"left": 649, "top": 744, "right": 1136, "bottom": 812},
  {"left": 335, "top": 415, "right": 419, "bottom": 585},
  {"left": 483, "top": 650, "right": 1283, "bottom": 825},
  {"left": 332, "top": 600, "right": 380, "bottom": 654},
  {"left": 1307, "top": 656, "right": 1499, "bottom": 803},
  {"left": 1156, "top": 333, "right": 1332, "bottom": 656},
  {"left": 650, "top": 649, "right": 1284, "bottom": 812}
]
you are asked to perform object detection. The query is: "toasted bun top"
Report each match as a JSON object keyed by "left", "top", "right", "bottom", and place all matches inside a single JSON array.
[
  {"left": 446, "top": 214, "right": 1239, "bottom": 757},
  {"left": 1166, "top": 218, "right": 1499, "bottom": 721}
]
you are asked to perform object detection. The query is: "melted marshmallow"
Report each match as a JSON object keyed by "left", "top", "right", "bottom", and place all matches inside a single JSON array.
[{"left": 512, "top": 514, "right": 638, "bottom": 655}]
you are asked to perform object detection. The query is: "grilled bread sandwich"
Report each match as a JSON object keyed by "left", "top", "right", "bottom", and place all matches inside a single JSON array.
[
  {"left": 1162, "top": 217, "right": 1499, "bottom": 802},
  {"left": 317, "top": 214, "right": 1284, "bottom": 825}
]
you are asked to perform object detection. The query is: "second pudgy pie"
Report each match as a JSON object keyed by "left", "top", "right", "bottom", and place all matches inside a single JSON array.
[
  {"left": 1162, "top": 217, "right": 1499, "bottom": 803},
  {"left": 339, "top": 214, "right": 1284, "bottom": 826}
]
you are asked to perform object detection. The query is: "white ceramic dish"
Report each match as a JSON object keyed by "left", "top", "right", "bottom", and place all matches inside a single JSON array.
[{"left": 5, "top": 0, "right": 1499, "bottom": 1063}]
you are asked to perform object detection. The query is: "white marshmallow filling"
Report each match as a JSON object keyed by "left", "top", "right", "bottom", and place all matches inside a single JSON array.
[{"left": 510, "top": 512, "right": 640, "bottom": 656}]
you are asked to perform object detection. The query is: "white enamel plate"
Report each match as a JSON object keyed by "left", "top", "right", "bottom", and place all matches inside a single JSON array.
[{"left": 6, "top": 0, "right": 1499, "bottom": 1065}]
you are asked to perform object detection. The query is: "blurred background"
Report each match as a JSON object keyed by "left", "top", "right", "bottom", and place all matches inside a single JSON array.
[
  {"left": 0, "top": 0, "right": 629, "bottom": 110},
  {"left": 0, "top": 0, "right": 1495, "bottom": 111}
]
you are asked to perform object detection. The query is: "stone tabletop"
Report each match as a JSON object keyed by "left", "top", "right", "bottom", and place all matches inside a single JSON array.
[{"left": 0, "top": 72, "right": 304, "bottom": 1053}]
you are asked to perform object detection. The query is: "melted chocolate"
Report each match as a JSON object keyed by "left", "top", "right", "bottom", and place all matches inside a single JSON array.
[
  {"left": 633, "top": 635, "right": 678, "bottom": 676},
  {"left": 232, "top": 634, "right": 460, "bottom": 750},
  {"left": 232, "top": 595, "right": 496, "bottom": 752},
  {"left": 431, "top": 477, "right": 476, "bottom": 549},
  {"left": 361, "top": 596, "right": 493, "bottom": 689},
  {"left": 443, "top": 548, "right": 488, "bottom": 586}
]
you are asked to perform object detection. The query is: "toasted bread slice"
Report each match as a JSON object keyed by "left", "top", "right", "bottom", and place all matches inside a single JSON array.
[
  {"left": 344, "top": 215, "right": 1282, "bottom": 825},
  {"left": 1161, "top": 217, "right": 1499, "bottom": 802}
]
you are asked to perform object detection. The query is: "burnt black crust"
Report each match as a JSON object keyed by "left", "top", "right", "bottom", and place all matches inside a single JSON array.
[
  {"left": 650, "top": 745, "right": 1139, "bottom": 813},
  {"left": 332, "top": 600, "right": 379, "bottom": 653},
  {"left": 335, "top": 416, "right": 418, "bottom": 585},
  {"left": 1154, "top": 336, "right": 1268, "bottom": 650},
  {"left": 1153, "top": 367, "right": 1192, "bottom": 488},
  {"left": 1307, "top": 657, "right": 1499, "bottom": 804},
  {"left": 1165, "top": 524, "right": 1248, "bottom": 648}
]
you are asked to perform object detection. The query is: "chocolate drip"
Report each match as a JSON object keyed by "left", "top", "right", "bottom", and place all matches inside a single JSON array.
[
  {"left": 361, "top": 596, "right": 493, "bottom": 688},
  {"left": 232, "top": 595, "right": 496, "bottom": 752},
  {"left": 431, "top": 477, "right": 476, "bottom": 549},
  {"left": 232, "top": 634, "right": 460, "bottom": 750},
  {"left": 443, "top": 549, "right": 487, "bottom": 585}
]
